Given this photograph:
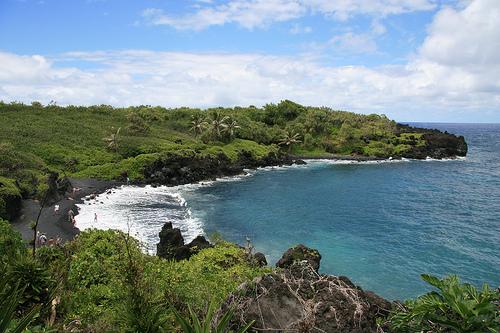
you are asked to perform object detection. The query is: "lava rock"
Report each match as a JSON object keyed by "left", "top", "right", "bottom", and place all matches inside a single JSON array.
[
  {"left": 396, "top": 124, "right": 468, "bottom": 159},
  {"left": 187, "top": 235, "right": 212, "bottom": 252},
  {"left": 156, "top": 222, "right": 212, "bottom": 261},
  {"left": 252, "top": 252, "right": 267, "bottom": 267},
  {"left": 221, "top": 261, "right": 392, "bottom": 333},
  {"left": 156, "top": 222, "right": 185, "bottom": 260},
  {"left": 276, "top": 244, "right": 322, "bottom": 272},
  {"left": 143, "top": 151, "right": 296, "bottom": 187},
  {"left": 293, "top": 159, "right": 307, "bottom": 165}
]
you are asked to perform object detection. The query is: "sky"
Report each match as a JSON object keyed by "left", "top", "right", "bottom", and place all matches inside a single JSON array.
[{"left": 0, "top": 0, "right": 499, "bottom": 122}]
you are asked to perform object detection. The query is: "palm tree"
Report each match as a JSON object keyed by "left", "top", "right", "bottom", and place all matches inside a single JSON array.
[
  {"left": 104, "top": 127, "right": 121, "bottom": 152},
  {"left": 210, "top": 112, "right": 229, "bottom": 140},
  {"left": 279, "top": 130, "right": 301, "bottom": 153},
  {"left": 189, "top": 114, "right": 208, "bottom": 138},
  {"left": 223, "top": 118, "right": 240, "bottom": 140}
]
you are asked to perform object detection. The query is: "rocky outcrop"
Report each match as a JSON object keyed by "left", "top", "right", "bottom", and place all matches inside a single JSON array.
[
  {"left": 156, "top": 222, "right": 212, "bottom": 260},
  {"left": 0, "top": 179, "right": 22, "bottom": 221},
  {"left": 144, "top": 152, "right": 302, "bottom": 187},
  {"left": 252, "top": 252, "right": 268, "bottom": 267},
  {"left": 221, "top": 245, "right": 392, "bottom": 333},
  {"left": 276, "top": 244, "right": 322, "bottom": 272},
  {"left": 45, "top": 172, "right": 72, "bottom": 205},
  {"left": 397, "top": 124, "right": 468, "bottom": 159}
]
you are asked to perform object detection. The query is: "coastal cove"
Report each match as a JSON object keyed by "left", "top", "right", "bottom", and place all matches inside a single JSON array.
[{"left": 75, "top": 123, "right": 500, "bottom": 300}]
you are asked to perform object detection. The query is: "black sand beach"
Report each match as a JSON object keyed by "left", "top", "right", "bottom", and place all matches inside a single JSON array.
[{"left": 12, "top": 178, "right": 122, "bottom": 243}]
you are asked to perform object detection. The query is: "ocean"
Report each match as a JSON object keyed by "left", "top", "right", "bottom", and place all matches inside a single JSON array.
[{"left": 75, "top": 123, "right": 500, "bottom": 300}]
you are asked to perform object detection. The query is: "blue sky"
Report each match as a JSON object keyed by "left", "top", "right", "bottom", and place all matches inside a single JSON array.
[
  {"left": 0, "top": 0, "right": 433, "bottom": 64},
  {"left": 0, "top": 0, "right": 499, "bottom": 122}
]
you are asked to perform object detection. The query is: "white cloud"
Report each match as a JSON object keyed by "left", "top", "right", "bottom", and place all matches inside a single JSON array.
[
  {"left": 1, "top": 0, "right": 499, "bottom": 122},
  {"left": 142, "top": 1, "right": 306, "bottom": 30},
  {"left": 420, "top": 0, "right": 500, "bottom": 67},
  {"left": 142, "top": 0, "right": 437, "bottom": 30}
]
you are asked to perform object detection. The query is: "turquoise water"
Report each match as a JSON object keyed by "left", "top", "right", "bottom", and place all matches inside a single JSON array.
[{"left": 183, "top": 123, "right": 500, "bottom": 300}]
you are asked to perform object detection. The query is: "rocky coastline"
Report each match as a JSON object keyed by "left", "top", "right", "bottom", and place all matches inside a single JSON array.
[
  {"left": 10, "top": 125, "right": 467, "bottom": 243},
  {"left": 10, "top": 151, "right": 301, "bottom": 242},
  {"left": 157, "top": 222, "right": 393, "bottom": 332}
]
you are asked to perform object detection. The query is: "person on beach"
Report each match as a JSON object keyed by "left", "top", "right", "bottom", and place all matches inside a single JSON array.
[
  {"left": 68, "top": 209, "right": 74, "bottom": 223},
  {"left": 70, "top": 187, "right": 81, "bottom": 199},
  {"left": 53, "top": 204, "right": 60, "bottom": 215},
  {"left": 39, "top": 233, "right": 47, "bottom": 246},
  {"left": 94, "top": 213, "right": 98, "bottom": 224}
]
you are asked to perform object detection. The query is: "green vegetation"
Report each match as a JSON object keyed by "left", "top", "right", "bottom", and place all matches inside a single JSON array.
[
  {"left": 390, "top": 274, "right": 499, "bottom": 333},
  {"left": 173, "top": 300, "right": 254, "bottom": 333},
  {"left": 0, "top": 219, "right": 268, "bottom": 332},
  {"left": 0, "top": 219, "right": 497, "bottom": 332},
  {"left": 0, "top": 272, "right": 41, "bottom": 333},
  {"left": 0, "top": 100, "right": 431, "bottom": 219}
]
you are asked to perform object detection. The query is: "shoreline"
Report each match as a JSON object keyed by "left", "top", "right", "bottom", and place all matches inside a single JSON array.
[
  {"left": 12, "top": 178, "right": 123, "bottom": 243},
  {"left": 11, "top": 154, "right": 465, "bottom": 244},
  {"left": 292, "top": 154, "right": 388, "bottom": 161}
]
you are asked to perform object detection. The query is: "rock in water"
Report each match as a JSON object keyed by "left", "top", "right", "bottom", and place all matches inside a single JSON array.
[
  {"left": 222, "top": 262, "right": 392, "bottom": 332},
  {"left": 156, "top": 222, "right": 185, "bottom": 260},
  {"left": 276, "top": 244, "right": 321, "bottom": 272},
  {"left": 156, "top": 222, "right": 212, "bottom": 260}
]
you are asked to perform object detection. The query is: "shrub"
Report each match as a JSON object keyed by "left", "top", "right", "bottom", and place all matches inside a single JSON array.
[
  {"left": 0, "top": 269, "right": 41, "bottom": 333},
  {"left": 0, "top": 218, "right": 26, "bottom": 265},
  {"left": 0, "top": 177, "right": 22, "bottom": 221},
  {"left": 389, "top": 274, "right": 500, "bottom": 333},
  {"left": 6, "top": 255, "right": 54, "bottom": 313},
  {"left": 173, "top": 300, "right": 254, "bottom": 333},
  {"left": 149, "top": 242, "right": 270, "bottom": 313},
  {"left": 127, "top": 112, "right": 151, "bottom": 135}
]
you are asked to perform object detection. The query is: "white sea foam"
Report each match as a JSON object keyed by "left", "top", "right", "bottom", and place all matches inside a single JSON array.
[
  {"left": 424, "top": 156, "right": 467, "bottom": 162},
  {"left": 75, "top": 184, "right": 204, "bottom": 254},
  {"left": 303, "top": 158, "right": 410, "bottom": 166}
]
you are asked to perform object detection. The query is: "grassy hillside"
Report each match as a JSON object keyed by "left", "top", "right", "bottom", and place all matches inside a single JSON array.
[{"left": 0, "top": 100, "right": 459, "bottom": 219}]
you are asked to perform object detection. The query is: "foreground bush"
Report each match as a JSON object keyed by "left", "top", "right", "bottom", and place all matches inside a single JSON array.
[
  {"left": 148, "top": 241, "right": 270, "bottom": 314},
  {"left": 390, "top": 274, "right": 500, "bottom": 333},
  {"left": 0, "top": 219, "right": 26, "bottom": 265},
  {"left": 173, "top": 300, "right": 254, "bottom": 333},
  {"left": 59, "top": 230, "right": 268, "bottom": 332}
]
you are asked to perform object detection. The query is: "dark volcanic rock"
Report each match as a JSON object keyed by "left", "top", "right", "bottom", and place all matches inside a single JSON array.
[
  {"left": 252, "top": 252, "right": 267, "bottom": 267},
  {"left": 0, "top": 186, "right": 21, "bottom": 221},
  {"left": 144, "top": 151, "right": 294, "bottom": 187},
  {"left": 156, "top": 222, "right": 186, "bottom": 260},
  {"left": 222, "top": 261, "right": 392, "bottom": 333},
  {"left": 156, "top": 222, "right": 212, "bottom": 260},
  {"left": 397, "top": 124, "right": 468, "bottom": 159},
  {"left": 293, "top": 159, "right": 307, "bottom": 165},
  {"left": 276, "top": 244, "right": 321, "bottom": 272},
  {"left": 187, "top": 235, "right": 212, "bottom": 252}
]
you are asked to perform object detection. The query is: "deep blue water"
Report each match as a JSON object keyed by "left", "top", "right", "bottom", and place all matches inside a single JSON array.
[{"left": 183, "top": 123, "right": 500, "bottom": 300}]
